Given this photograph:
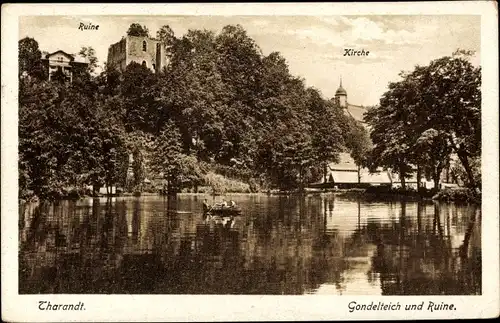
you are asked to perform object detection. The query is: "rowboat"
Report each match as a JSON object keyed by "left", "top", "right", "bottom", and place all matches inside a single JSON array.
[{"left": 204, "top": 205, "right": 242, "bottom": 217}]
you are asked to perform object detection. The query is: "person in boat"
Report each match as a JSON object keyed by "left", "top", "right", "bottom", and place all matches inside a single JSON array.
[
  {"left": 229, "top": 200, "right": 236, "bottom": 208},
  {"left": 221, "top": 199, "right": 228, "bottom": 208},
  {"left": 203, "top": 199, "right": 210, "bottom": 213}
]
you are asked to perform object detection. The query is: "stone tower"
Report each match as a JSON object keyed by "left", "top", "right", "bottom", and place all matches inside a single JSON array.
[
  {"left": 107, "top": 35, "right": 168, "bottom": 73},
  {"left": 335, "top": 77, "right": 347, "bottom": 108}
]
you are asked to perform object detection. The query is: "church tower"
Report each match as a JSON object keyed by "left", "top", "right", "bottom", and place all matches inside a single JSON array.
[{"left": 335, "top": 77, "right": 347, "bottom": 108}]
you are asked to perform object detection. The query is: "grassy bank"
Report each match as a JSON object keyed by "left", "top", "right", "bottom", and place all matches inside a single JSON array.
[
  {"left": 333, "top": 186, "right": 480, "bottom": 204},
  {"left": 199, "top": 172, "right": 253, "bottom": 194}
]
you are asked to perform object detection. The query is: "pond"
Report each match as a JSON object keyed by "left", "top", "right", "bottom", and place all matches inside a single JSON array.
[{"left": 19, "top": 194, "right": 481, "bottom": 295}]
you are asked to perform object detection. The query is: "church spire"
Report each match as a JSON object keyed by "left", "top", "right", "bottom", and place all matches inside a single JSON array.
[
  {"left": 335, "top": 75, "right": 347, "bottom": 108},
  {"left": 335, "top": 76, "right": 347, "bottom": 96}
]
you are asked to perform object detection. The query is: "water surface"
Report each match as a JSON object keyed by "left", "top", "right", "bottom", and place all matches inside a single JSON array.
[{"left": 19, "top": 194, "right": 481, "bottom": 295}]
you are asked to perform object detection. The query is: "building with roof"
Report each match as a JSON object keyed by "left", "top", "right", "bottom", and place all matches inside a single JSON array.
[
  {"left": 321, "top": 80, "right": 388, "bottom": 187},
  {"left": 41, "top": 50, "right": 88, "bottom": 82},
  {"left": 321, "top": 80, "right": 400, "bottom": 187},
  {"left": 322, "top": 153, "right": 392, "bottom": 187},
  {"left": 323, "top": 79, "right": 457, "bottom": 189},
  {"left": 107, "top": 35, "right": 168, "bottom": 73}
]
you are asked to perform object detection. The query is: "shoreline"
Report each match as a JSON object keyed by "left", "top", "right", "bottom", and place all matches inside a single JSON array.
[{"left": 19, "top": 187, "right": 481, "bottom": 205}]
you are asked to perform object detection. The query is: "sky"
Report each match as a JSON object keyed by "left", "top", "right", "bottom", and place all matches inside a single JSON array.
[{"left": 19, "top": 15, "right": 480, "bottom": 106}]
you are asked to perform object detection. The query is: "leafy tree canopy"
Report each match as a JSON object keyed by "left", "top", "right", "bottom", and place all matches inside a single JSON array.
[
  {"left": 365, "top": 50, "right": 480, "bottom": 190},
  {"left": 19, "top": 37, "right": 46, "bottom": 80},
  {"left": 127, "top": 23, "right": 150, "bottom": 37}
]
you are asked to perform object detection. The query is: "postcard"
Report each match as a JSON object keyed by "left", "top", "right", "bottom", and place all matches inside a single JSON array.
[{"left": 2, "top": 2, "right": 499, "bottom": 321}]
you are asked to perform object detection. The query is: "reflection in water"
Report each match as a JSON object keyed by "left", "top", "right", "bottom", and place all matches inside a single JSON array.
[{"left": 19, "top": 195, "right": 481, "bottom": 295}]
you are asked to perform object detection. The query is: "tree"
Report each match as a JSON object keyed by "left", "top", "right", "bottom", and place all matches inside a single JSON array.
[
  {"left": 308, "top": 89, "right": 345, "bottom": 182},
  {"left": 366, "top": 50, "right": 481, "bottom": 192},
  {"left": 346, "top": 121, "right": 372, "bottom": 167},
  {"left": 150, "top": 121, "right": 203, "bottom": 194},
  {"left": 127, "top": 23, "right": 149, "bottom": 37},
  {"left": 19, "top": 37, "right": 46, "bottom": 80},
  {"left": 410, "top": 51, "right": 481, "bottom": 191},
  {"left": 78, "top": 46, "right": 99, "bottom": 74},
  {"left": 19, "top": 79, "right": 62, "bottom": 198},
  {"left": 132, "top": 149, "right": 144, "bottom": 191},
  {"left": 124, "top": 131, "right": 154, "bottom": 192},
  {"left": 365, "top": 78, "right": 417, "bottom": 189},
  {"left": 215, "top": 24, "right": 263, "bottom": 107},
  {"left": 255, "top": 120, "right": 314, "bottom": 191},
  {"left": 343, "top": 118, "right": 372, "bottom": 182},
  {"left": 18, "top": 66, "right": 129, "bottom": 199},
  {"left": 96, "top": 63, "right": 122, "bottom": 97},
  {"left": 414, "top": 129, "right": 452, "bottom": 190},
  {"left": 19, "top": 24, "right": 379, "bottom": 199},
  {"left": 119, "top": 62, "right": 160, "bottom": 133},
  {"left": 156, "top": 25, "right": 176, "bottom": 58},
  {"left": 165, "top": 29, "right": 227, "bottom": 158},
  {"left": 173, "top": 155, "right": 205, "bottom": 192}
]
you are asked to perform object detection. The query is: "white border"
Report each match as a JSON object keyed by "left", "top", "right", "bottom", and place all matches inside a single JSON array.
[{"left": 2, "top": 2, "right": 499, "bottom": 321}]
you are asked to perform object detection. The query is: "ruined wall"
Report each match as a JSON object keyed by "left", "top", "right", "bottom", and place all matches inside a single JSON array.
[{"left": 107, "top": 38, "right": 127, "bottom": 71}]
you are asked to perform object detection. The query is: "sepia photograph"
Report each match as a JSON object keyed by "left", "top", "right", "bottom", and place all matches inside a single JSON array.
[{"left": 2, "top": 2, "right": 499, "bottom": 322}]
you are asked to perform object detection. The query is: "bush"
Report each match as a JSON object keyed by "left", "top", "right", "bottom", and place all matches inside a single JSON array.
[
  {"left": 351, "top": 185, "right": 426, "bottom": 201},
  {"left": 195, "top": 186, "right": 212, "bottom": 194},
  {"left": 418, "top": 187, "right": 436, "bottom": 198},
  {"left": 248, "top": 178, "right": 261, "bottom": 193},
  {"left": 432, "top": 188, "right": 480, "bottom": 204},
  {"left": 207, "top": 163, "right": 253, "bottom": 182},
  {"left": 203, "top": 172, "right": 251, "bottom": 194},
  {"left": 66, "top": 188, "right": 82, "bottom": 200},
  {"left": 19, "top": 188, "right": 35, "bottom": 201},
  {"left": 365, "top": 185, "right": 393, "bottom": 194}
]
